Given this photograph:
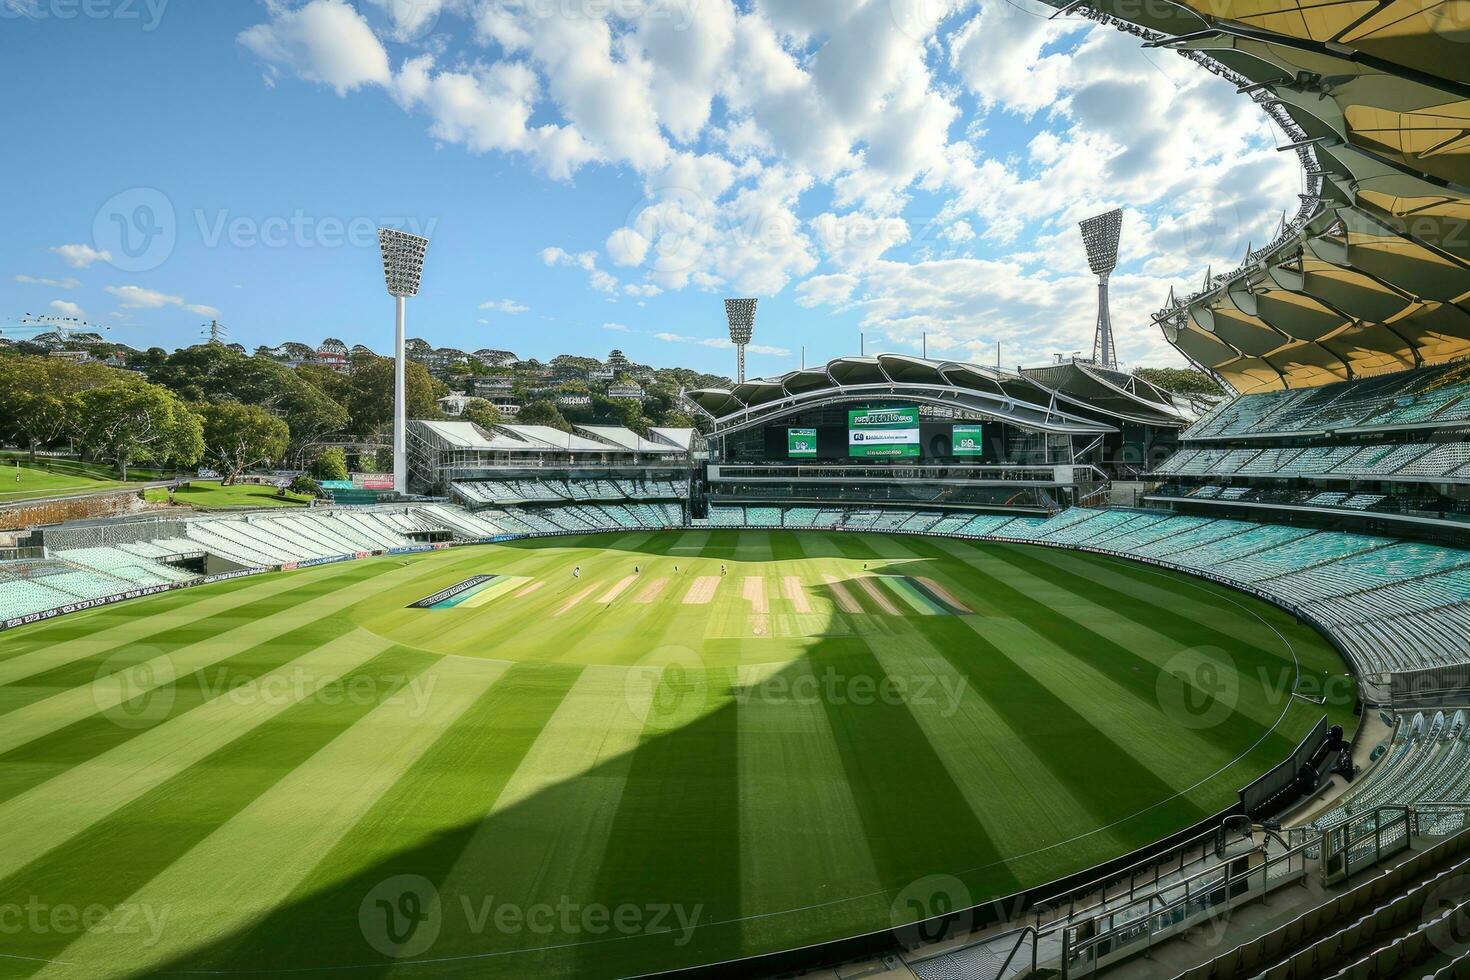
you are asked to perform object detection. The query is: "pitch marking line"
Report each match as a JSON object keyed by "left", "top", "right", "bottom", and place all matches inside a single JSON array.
[
  {"left": 556, "top": 583, "right": 599, "bottom": 616},
  {"left": 742, "top": 576, "right": 769, "bottom": 613},
  {"left": 683, "top": 576, "right": 720, "bottom": 605},
  {"left": 782, "top": 576, "right": 812, "bottom": 613},
  {"left": 856, "top": 576, "right": 901, "bottom": 615},
  {"left": 599, "top": 576, "right": 636, "bottom": 604},
  {"left": 635, "top": 578, "right": 669, "bottom": 603},
  {"left": 822, "top": 574, "right": 862, "bottom": 614}
]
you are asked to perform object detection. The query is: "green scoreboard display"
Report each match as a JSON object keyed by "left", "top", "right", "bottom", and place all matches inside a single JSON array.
[
  {"left": 953, "top": 424, "right": 985, "bottom": 457},
  {"left": 848, "top": 406, "right": 921, "bottom": 458},
  {"left": 787, "top": 428, "right": 818, "bottom": 457}
]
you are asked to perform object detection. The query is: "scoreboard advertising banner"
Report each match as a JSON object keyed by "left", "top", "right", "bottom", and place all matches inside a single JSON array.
[
  {"left": 953, "top": 424, "right": 985, "bottom": 457},
  {"left": 848, "top": 406, "right": 921, "bottom": 458},
  {"left": 787, "top": 428, "right": 818, "bottom": 457}
]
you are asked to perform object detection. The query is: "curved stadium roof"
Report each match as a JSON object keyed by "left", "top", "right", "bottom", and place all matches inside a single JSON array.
[
  {"left": 685, "top": 353, "right": 1197, "bottom": 433},
  {"left": 1038, "top": 0, "right": 1470, "bottom": 394}
]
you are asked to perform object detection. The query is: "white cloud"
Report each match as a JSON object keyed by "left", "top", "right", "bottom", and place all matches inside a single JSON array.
[
  {"left": 810, "top": 212, "right": 910, "bottom": 268},
  {"left": 543, "top": 245, "right": 619, "bottom": 293},
  {"left": 105, "top": 285, "right": 219, "bottom": 319},
  {"left": 479, "top": 298, "right": 529, "bottom": 314},
  {"left": 940, "top": 220, "right": 975, "bottom": 244},
  {"left": 15, "top": 274, "right": 82, "bottom": 289},
  {"left": 238, "top": 0, "right": 391, "bottom": 95},
  {"left": 606, "top": 227, "right": 650, "bottom": 267},
  {"left": 48, "top": 300, "right": 85, "bottom": 317},
  {"left": 50, "top": 244, "right": 111, "bottom": 269},
  {"left": 603, "top": 322, "right": 629, "bottom": 331},
  {"left": 227, "top": 0, "right": 1305, "bottom": 370}
]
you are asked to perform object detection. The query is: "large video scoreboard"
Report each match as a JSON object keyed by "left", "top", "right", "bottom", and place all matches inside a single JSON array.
[
  {"left": 770, "top": 407, "right": 987, "bottom": 461},
  {"left": 847, "top": 406, "right": 921, "bottom": 459}
]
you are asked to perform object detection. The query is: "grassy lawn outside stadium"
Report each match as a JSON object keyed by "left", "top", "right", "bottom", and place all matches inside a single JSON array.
[{"left": 0, "top": 530, "right": 1356, "bottom": 979}]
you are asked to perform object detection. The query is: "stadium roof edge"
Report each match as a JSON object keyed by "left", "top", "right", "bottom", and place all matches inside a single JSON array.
[{"left": 682, "top": 353, "right": 1185, "bottom": 435}]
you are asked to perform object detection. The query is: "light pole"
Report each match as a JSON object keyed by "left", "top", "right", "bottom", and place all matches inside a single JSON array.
[
  {"left": 1078, "top": 209, "right": 1123, "bottom": 369},
  {"left": 724, "top": 298, "right": 757, "bottom": 384},
  {"left": 378, "top": 228, "right": 429, "bottom": 495}
]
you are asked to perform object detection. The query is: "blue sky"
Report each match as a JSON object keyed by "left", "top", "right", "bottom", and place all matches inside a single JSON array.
[{"left": 1, "top": 0, "right": 1304, "bottom": 377}]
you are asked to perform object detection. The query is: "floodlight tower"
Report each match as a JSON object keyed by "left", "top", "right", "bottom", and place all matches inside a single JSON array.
[
  {"left": 1078, "top": 209, "right": 1123, "bottom": 369},
  {"left": 378, "top": 228, "right": 429, "bottom": 496},
  {"left": 724, "top": 298, "right": 757, "bottom": 384}
]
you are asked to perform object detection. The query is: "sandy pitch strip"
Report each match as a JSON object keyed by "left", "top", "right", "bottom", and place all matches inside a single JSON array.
[
  {"left": 635, "top": 578, "right": 669, "bottom": 603},
  {"left": 822, "top": 574, "right": 863, "bottom": 614},
  {"left": 683, "top": 576, "right": 720, "bottom": 605},
  {"left": 919, "top": 577, "right": 972, "bottom": 613},
  {"left": 782, "top": 576, "right": 812, "bottom": 613},
  {"left": 515, "top": 581, "right": 545, "bottom": 599},
  {"left": 600, "top": 576, "right": 636, "bottom": 604},
  {"left": 557, "top": 583, "right": 599, "bottom": 616},
  {"left": 857, "top": 576, "right": 902, "bottom": 615},
  {"left": 742, "top": 576, "right": 769, "bottom": 613}
]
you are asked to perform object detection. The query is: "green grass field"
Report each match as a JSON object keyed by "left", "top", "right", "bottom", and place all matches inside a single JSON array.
[
  {"left": 0, "top": 530, "right": 1356, "bottom": 978},
  {"left": 141, "top": 481, "right": 313, "bottom": 509},
  {"left": 0, "top": 456, "right": 135, "bottom": 504}
]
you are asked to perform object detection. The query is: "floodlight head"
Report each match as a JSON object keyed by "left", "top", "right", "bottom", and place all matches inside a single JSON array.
[
  {"left": 379, "top": 228, "right": 429, "bottom": 298},
  {"left": 1078, "top": 209, "right": 1123, "bottom": 277},
  {"left": 724, "top": 298, "right": 757, "bottom": 345}
]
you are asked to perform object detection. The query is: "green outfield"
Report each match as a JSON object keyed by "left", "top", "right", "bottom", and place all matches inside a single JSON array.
[{"left": 0, "top": 530, "right": 1356, "bottom": 979}]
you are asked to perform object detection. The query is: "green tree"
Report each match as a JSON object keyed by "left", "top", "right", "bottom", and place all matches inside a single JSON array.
[
  {"left": 197, "top": 402, "right": 289, "bottom": 485},
  {"left": 0, "top": 354, "right": 126, "bottom": 457},
  {"left": 461, "top": 398, "right": 504, "bottom": 430},
  {"left": 73, "top": 383, "right": 204, "bottom": 480},
  {"left": 328, "top": 354, "right": 446, "bottom": 437},
  {"left": 312, "top": 447, "right": 350, "bottom": 482},
  {"left": 149, "top": 344, "right": 348, "bottom": 461},
  {"left": 516, "top": 400, "right": 572, "bottom": 432}
]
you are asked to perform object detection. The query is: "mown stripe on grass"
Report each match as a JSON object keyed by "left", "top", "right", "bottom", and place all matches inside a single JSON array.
[
  {"left": 813, "top": 636, "right": 1021, "bottom": 909},
  {"left": 939, "top": 617, "right": 1207, "bottom": 840},
  {"left": 0, "top": 559, "right": 400, "bottom": 715},
  {"left": 0, "top": 561, "right": 428, "bottom": 756},
  {"left": 575, "top": 664, "right": 743, "bottom": 976},
  {"left": 860, "top": 627, "right": 1130, "bottom": 868},
  {"left": 404, "top": 664, "right": 659, "bottom": 974},
  {"left": 917, "top": 539, "right": 1295, "bottom": 765},
  {"left": 0, "top": 611, "right": 368, "bottom": 806},
  {"left": 0, "top": 631, "right": 396, "bottom": 884},
  {"left": 735, "top": 658, "right": 888, "bottom": 957},
  {"left": 0, "top": 645, "right": 436, "bottom": 970},
  {"left": 0, "top": 564, "right": 337, "bottom": 682},
  {"left": 0, "top": 575, "right": 262, "bottom": 667},
  {"left": 983, "top": 544, "right": 1299, "bottom": 667},
  {"left": 157, "top": 661, "right": 582, "bottom": 975},
  {"left": 36, "top": 656, "right": 507, "bottom": 980}
]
